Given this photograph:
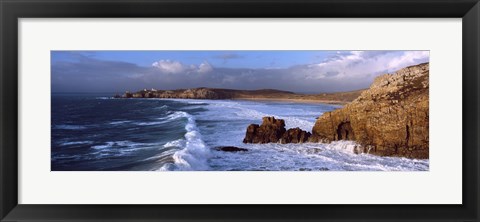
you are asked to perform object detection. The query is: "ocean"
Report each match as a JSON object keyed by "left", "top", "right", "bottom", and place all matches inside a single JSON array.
[{"left": 51, "top": 93, "right": 429, "bottom": 171}]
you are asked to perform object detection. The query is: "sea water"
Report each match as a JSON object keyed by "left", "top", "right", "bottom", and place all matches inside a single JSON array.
[{"left": 51, "top": 93, "right": 429, "bottom": 171}]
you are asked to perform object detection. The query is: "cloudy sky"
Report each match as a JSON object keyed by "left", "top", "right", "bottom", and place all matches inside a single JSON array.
[{"left": 51, "top": 50, "right": 429, "bottom": 93}]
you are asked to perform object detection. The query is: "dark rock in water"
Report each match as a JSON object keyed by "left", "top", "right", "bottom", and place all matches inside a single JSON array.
[
  {"left": 243, "top": 116, "right": 311, "bottom": 144},
  {"left": 243, "top": 116, "right": 286, "bottom": 143},
  {"left": 280, "top": 127, "right": 311, "bottom": 144},
  {"left": 243, "top": 124, "right": 259, "bottom": 143},
  {"left": 215, "top": 146, "right": 248, "bottom": 152}
]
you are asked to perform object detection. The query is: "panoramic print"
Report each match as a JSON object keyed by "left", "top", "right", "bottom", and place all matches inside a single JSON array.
[{"left": 51, "top": 50, "right": 429, "bottom": 171}]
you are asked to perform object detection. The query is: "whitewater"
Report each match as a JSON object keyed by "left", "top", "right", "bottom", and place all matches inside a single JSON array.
[
  {"left": 156, "top": 99, "right": 429, "bottom": 171},
  {"left": 50, "top": 94, "right": 429, "bottom": 171}
]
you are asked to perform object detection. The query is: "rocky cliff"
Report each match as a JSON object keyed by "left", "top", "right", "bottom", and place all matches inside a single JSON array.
[
  {"left": 117, "top": 88, "right": 233, "bottom": 100},
  {"left": 310, "top": 62, "right": 429, "bottom": 158}
]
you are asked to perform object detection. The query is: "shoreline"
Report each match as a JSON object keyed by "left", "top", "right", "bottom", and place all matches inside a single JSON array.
[
  {"left": 232, "top": 97, "right": 349, "bottom": 105},
  {"left": 115, "top": 87, "right": 365, "bottom": 105},
  {"left": 121, "top": 96, "right": 349, "bottom": 105}
]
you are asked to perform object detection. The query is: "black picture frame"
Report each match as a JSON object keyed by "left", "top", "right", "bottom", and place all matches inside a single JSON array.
[{"left": 1, "top": 0, "right": 479, "bottom": 221}]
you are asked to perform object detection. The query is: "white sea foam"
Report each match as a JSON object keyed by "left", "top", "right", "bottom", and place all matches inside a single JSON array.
[
  {"left": 135, "top": 112, "right": 191, "bottom": 126},
  {"left": 207, "top": 141, "right": 429, "bottom": 171},
  {"left": 164, "top": 99, "right": 428, "bottom": 171},
  {"left": 89, "top": 140, "right": 163, "bottom": 158},
  {"left": 163, "top": 139, "right": 186, "bottom": 148},
  {"left": 153, "top": 105, "right": 170, "bottom": 110},
  {"left": 323, "top": 140, "right": 364, "bottom": 154},
  {"left": 91, "top": 140, "right": 150, "bottom": 150},
  {"left": 91, "top": 143, "right": 112, "bottom": 150},
  {"left": 134, "top": 121, "right": 167, "bottom": 126},
  {"left": 158, "top": 111, "right": 211, "bottom": 171},
  {"left": 183, "top": 99, "right": 325, "bottom": 131},
  {"left": 60, "top": 141, "right": 94, "bottom": 146},
  {"left": 109, "top": 120, "right": 131, "bottom": 125},
  {"left": 164, "top": 98, "right": 208, "bottom": 105}
]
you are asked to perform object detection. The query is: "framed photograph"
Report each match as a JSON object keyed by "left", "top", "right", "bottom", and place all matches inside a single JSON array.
[{"left": 1, "top": 0, "right": 479, "bottom": 221}]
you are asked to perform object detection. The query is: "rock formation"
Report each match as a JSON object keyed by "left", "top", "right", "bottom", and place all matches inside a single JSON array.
[
  {"left": 243, "top": 117, "right": 287, "bottom": 143},
  {"left": 243, "top": 116, "right": 311, "bottom": 144},
  {"left": 310, "top": 62, "right": 429, "bottom": 159},
  {"left": 280, "top": 127, "right": 312, "bottom": 144}
]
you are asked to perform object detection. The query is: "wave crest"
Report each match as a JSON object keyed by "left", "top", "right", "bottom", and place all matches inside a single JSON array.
[{"left": 159, "top": 111, "right": 210, "bottom": 171}]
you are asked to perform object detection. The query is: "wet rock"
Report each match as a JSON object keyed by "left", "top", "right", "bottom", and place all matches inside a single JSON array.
[
  {"left": 280, "top": 127, "right": 311, "bottom": 144},
  {"left": 215, "top": 146, "right": 248, "bottom": 152},
  {"left": 243, "top": 116, "right": 286, "bottom": 143},
  {"left": 243, "top": 117, "right": 312, "bottom": 144},
  {"left": 243, "top": 124, "right": 260, "bottom": 143}
]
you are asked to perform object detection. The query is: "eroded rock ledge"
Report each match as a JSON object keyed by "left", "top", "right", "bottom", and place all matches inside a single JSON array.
[
  {"left": 242, "top": 63, "right": 429, "bottom": 159},
  {"left": 243, "top": 116, "right": 311, "bottom": 144},
  {"left": 311, "top": 62, "right": 429, "bottom": 159}
]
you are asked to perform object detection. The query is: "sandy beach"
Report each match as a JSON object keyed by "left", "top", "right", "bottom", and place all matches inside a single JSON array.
[{"left": 233, "top": 97, "right": 348, "bottom": 105}]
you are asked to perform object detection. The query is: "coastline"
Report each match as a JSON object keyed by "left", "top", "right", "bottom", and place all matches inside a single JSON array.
[
  {"left": 232, "top": 97, "right": 348, "bottom": 105},
  {"left": 53, "top": 92, "right": 429, "bottom": 171},
  {"left": 115, "top": 88, "right": 365, "bottom": 105},
  {"left": 135, "top": 96, "right": 348, "bottom": 106}
]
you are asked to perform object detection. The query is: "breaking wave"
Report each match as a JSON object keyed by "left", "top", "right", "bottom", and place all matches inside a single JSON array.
[{"left": 158, "top": 111, "right": 210, "bottom": 171}]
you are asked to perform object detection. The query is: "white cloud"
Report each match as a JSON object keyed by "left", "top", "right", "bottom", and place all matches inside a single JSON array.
[
  {"left": 387, "top": 51, "right": 430, "bottom": 70},
  {"left": 301, "top": 51, "right": 429, "bottom": 80},
  {"left": 198, "top": 61, "right": 213, "bottom": 73},
  {"left": 152, "top": 60, "right": 213, "bottom": 74},
  {"left": 152, "top": 60, "right": 185, "bottom": 74}
]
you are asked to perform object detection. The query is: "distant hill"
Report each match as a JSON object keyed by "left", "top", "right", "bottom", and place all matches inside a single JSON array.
[{"left": 115, "top": 87, "right": 365, "bottom": 104}]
